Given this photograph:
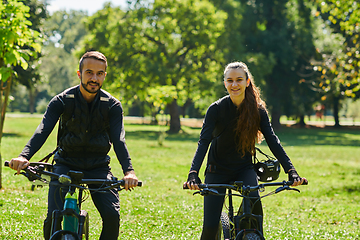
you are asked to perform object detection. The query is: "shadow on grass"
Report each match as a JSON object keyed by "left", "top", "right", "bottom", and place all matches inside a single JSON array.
[
  {"left": 2, "top": 133, "right": 21, "bottom": 137},
  {"left": 272, "top": 126, "right": 360, "bottom": 147},
  {"left": 344, "top": 186, "right": 360, "bottom": 193},
  {"left": 125, "top": 124, "right": 360, "bottom": 147},
  {"left": 125, "top": 130, "right": 200, "bottom": 142},
  {"left": 324, "top": 184, "right": 360, "bottom": 196}
]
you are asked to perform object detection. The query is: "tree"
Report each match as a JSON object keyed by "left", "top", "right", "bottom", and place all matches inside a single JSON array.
[
  {"left": 82, "top": 0, "right": 227, "bottom": 133},
  {"left": 12, "top": 0, "right": 47, "bottom": 114},
  {"left": 313, "top": 0, "right": 360, "bottom": 127},
  {"left": 0, "top": 0, "right": 42, "bottom": 188},
  {"left": 237, "top": 0, "right": 318, "bottom": 128},
  {"left": 40, "top": 10, "right": 89, "bottom": 95},
  {"left": 209, "top": 0, "right": 276, "bottom": 80}
]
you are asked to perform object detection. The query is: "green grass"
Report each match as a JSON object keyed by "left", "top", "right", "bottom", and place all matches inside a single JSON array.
[{"left": 1, "top": 116, "right": 360, "bottom": 239}]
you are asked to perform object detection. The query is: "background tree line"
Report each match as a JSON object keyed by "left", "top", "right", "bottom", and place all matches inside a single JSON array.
[{"left": 3, "top": 0, "right": 360, "bottom": 133}]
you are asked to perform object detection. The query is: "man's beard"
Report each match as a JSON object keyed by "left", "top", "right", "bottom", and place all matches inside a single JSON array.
[{"left": 81, "top": 79, "right": 102, "bottom": 94}]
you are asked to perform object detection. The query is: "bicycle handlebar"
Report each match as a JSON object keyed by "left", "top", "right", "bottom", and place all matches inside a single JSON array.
[
  {"left": 4, "top": 161, "right": 142, "bottom": 188},
  {"left": 183, "top": 179, "right": 308, "bottom": 190}
]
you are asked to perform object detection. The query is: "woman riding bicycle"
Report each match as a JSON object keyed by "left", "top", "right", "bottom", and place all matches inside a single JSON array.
[{"left": 184, "top": 61, "right": 306, "bottom": 240}]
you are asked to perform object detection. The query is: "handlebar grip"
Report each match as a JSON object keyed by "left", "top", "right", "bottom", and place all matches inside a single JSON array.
[
  {"left": 302, "top": 179, "right": 308, "bottom": 185},
  {"left": 183, "top": 183, "right": 206, "bottom": 189},
  {"left": 4, "top": 161, "right": 9, "bottom": 167},
  {"left": 119, "top": 180, "right": 142, "bottom": 187}
]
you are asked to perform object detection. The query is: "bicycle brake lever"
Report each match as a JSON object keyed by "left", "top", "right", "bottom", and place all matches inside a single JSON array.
[
  {"left": 193, "top": 188, "right": 219, "bottom": 196},
  {"left": 19, "top": 170, "right": 38, "bottom": 181},
  {"left": 288, "top": 187, "right": 300, "bottom": 193},
  {"left": 275, "top": 185, "right": 300, "bottom": 194}
]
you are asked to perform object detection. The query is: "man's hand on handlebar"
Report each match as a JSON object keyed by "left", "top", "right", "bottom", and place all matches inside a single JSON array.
[
  {"left": 122, "top": 170, "right": 139, "bottom": 191},
  {"left": 9, "top": 156, "right": 30, "bottom": 175}
]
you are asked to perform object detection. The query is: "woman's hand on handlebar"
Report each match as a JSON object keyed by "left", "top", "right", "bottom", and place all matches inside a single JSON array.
[
  {"left": 122, "top": 170, "right": 139, "bottom": 191},
  {"left": 9, "top": 157, "right": 30, "bottom": 175},
  {"left": 288, "top": 169, "right": 307, "bottom": 186},
  {"left": 293, "top": 177, "right": 308, "bottom": 186},
  {"left": 183, "top": 171, "right": 201, "bottom": 190}
]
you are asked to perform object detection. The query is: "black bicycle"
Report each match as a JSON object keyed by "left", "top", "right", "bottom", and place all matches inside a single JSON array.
[
  {"left": 5, "top": 161, "right": 142, "bottom": 240},
  {"left": 188, "top": 180, "right": 307, "bottom": 240}
]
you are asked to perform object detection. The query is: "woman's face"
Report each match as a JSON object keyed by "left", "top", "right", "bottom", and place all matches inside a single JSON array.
[{"left": 224, "top": 68, "right": 249, "bottom": 104}]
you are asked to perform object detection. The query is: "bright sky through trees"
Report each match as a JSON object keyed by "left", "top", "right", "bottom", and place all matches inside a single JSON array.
[{"left": 47, "top": 0, "right": 128, "bottom": 14}]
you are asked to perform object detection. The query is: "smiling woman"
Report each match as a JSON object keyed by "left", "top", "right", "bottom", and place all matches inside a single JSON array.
[
  {"left": 184, "top": 61, "right": 306, "bottom": 239},
  {"left": 223, "top": 64, "right": 250, "bottom": 107}
]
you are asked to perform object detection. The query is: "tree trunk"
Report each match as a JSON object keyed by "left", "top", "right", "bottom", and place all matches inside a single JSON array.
[
  {"left": 297, "top": 115, "right": 306, "bottom": 127},
  {"left": 0, "top": 75, "right": 13, "bottom": 189},
  {"left": 167, "top": 99, "right": 181, "bottom": 133},
  {"left": 28, "top": 86, "right": 36, "bottom": 114},
  {"left": 150, "top": 108, "right": 158, "bottom": 125},
  {"left": 271, "top": 108, "right": 282, "bottom": 130},
  {"left": 333, "top": 95, "right": 340, "bottom": 128},
  {"left": 181, "top": 99, "right": 192, "bottom": 118}
]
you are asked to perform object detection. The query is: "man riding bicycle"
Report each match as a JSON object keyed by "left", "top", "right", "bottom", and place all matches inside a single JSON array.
[{"left": 9, "top": 51, "right": 139, "bottom": 240}]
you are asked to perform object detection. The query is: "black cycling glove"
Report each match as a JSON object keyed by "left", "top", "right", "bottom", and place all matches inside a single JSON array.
[
  {"left": 187, "top": 172, "right": 201, "bottom": 185},
  {"left": 288, "top": 169, "right": 301, "bottom": 184}
]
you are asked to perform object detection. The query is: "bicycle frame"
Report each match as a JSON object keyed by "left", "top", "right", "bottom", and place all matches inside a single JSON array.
[
  {"left": 226, "top": 188, "right": 264, "bottom": 240},
  {"left": 193, "top": 180, "right": 306, "bottom": 240},
  {"left": 5, "top": 161, "right": 141, "bottom": 240},
  {"left": 50, "top": 171, "right": 88, "bottom": 240}
]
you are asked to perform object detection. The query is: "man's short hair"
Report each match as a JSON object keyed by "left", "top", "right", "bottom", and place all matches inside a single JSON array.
[{"left": 79, "top": 51, "right": 107, "bottom": 73}]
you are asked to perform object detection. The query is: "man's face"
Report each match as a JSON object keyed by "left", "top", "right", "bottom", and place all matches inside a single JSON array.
[{"left": 77, "top": 58, "right": 107, "bottom": 94}]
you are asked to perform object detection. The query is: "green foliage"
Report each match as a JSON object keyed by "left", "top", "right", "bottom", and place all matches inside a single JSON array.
[
  {"left": 0, "top": 0, "right": 42, "bottom": 81},
  {"left": 8, "top": 85, "right": 29, "bottom": 112},
  {"left": 146, "top": 86, "right": 177, "bottom": 113},
  {"left": 12, "top": 0, "right": 47, "bottom": 86},
  {"left": 314, "top": 0, "right": 360, "bottom": 99},
  {"left": 40, "top": 10, "right": 88, "bottom": 95},
  {"left": 35, "top": 98, "right": 49, "bottom": 113},
  {"left": 82, "top": 0, "right": 227, "bottom": 131},
  {"left": 44, "top": 10, "right": 88, "bottom": 53},
  {"left": 237, "top": 0, "right": 318, "bottom": 125},
  {"left": 339, "top": 98, "right": 360, "bottom": 124}
]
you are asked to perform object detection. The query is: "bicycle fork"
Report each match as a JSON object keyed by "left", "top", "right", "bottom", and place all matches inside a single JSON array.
[
  {"left": 50, "top": 188, "right": 86, "bottom": 238},
  {"left": 227, "top": 189, "right": 236, "bottom": 238},
  {"left": 234, "top": 192, "right": 264, "bottom": 238}
]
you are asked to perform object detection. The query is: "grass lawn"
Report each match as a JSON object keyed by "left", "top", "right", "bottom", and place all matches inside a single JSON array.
[{"left": 1, "top": 116, "right": 360, "bottom": 239}]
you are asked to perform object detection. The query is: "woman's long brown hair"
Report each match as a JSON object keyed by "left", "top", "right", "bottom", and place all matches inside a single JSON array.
[{"left": 223, "top": 62, "right": 267, "bottom": 157}]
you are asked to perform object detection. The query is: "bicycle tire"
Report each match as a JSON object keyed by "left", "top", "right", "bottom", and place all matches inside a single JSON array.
[
  {"left": 80, "top": 210, "right": 89, "bottom": 240},
  {"left": 220, "top": 212, "right": 231, "bottom": 239},
  {"left": 61, "top": 234, "right": 78, "bottom": 240},
  {"left": 242, "top": 233, "right": 261, "bottom": 240},
  {"left": 49, "top": 230, "right": 79, "bottom": 240}
]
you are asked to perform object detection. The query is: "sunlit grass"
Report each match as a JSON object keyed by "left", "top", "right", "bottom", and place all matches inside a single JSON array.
[{"left": 1, "top": 116, "right": 360, "bottom": 239}]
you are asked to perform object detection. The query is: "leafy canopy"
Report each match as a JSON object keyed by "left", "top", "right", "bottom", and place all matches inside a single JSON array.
[
  {"left": 0, "top": 0, "right": 42, "bottom": 81},
  {"left": 83, "top": 0, "right": 227, "bottom": 108}
]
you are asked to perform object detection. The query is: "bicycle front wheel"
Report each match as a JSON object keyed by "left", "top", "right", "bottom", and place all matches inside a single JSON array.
[
  {"left": 49, "top": 230, "right": 79, "bottom": 240},
  {"left": 61, "top": 234, "right": 78, "bottom": 240},
  {"left": 242, "top": 232, "right": 261, "bottom": 240},
  {"left": 215, "top": 212, "right": 231, "bottom": 240}
]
